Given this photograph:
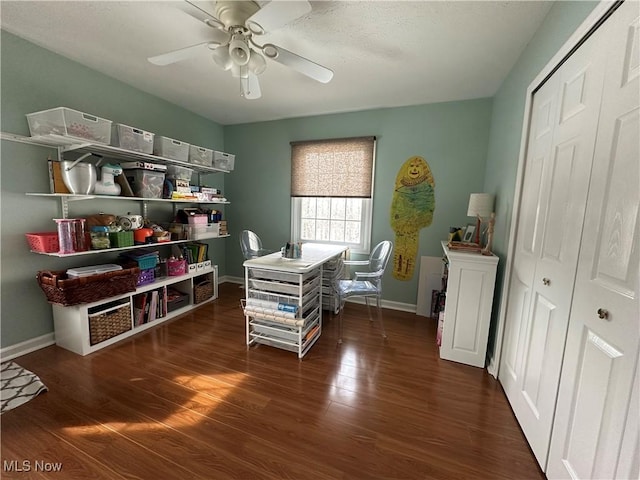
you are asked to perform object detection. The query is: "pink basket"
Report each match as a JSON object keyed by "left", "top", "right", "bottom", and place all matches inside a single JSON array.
[{"left": 26, "top": 232, "right": 59, "bottom": 253}]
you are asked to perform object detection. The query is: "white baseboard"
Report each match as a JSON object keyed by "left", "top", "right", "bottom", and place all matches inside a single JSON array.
[
  {"left": 1, "top": 333, "right": 55, "bottom": 362},
  {"left": 220, "top": 275, "right": 243, "bottom": 284},
  {"left": 341, "top": 297, "right": 417, "bottom": 313}
]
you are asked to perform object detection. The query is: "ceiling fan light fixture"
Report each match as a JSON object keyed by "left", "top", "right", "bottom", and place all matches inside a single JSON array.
[
  {"left": 248, "top": 49, "right": 266, "bottom": 75},
  {"left": 211, "top": 45, "right": 233, "bottom": 70},
  {"left": 228, "top": 34, "right": 250, "bottom": 66}
]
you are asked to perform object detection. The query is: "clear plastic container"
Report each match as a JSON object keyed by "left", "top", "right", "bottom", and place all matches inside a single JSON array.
[
  {"left": 53, "top": 218, "right": 89, "bottom": 254},
  {"left": 166, "top": 165, "right": 194, "bottom": 181}
]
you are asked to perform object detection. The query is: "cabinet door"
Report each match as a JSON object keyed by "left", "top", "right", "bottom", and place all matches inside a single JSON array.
[
  {"left": 439, "top": 254, "right": 497, "bottom": 368},
  {"left": 499, "top": 21, "right": 608, "bottom": 469},
  {"left": 547, "top": 2, "right": 640, "bottom": 478}
]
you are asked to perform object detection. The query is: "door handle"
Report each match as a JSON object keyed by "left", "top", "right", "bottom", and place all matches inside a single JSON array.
[{"left": 597, "top": 308, "right": 609, "bottom": 320}]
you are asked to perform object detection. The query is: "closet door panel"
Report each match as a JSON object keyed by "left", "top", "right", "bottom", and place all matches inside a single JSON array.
[
  {"left": 500, "top": 22, "right": 608, "bottom": 469},
  {"left": 548, "top": 2, "right": 640, "bottom": 478}
]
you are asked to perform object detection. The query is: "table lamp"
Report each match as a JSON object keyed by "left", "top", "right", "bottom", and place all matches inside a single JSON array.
[{"left": 467, "top": 193, "right": 495, "bottom": 245}]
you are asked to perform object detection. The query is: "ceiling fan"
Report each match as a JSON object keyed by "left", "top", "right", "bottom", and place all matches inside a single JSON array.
[{"left": 148, "top": 0, "right": 334, "bottom": 100}]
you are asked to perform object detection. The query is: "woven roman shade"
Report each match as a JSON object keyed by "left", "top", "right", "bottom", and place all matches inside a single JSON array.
[{"left": 290, "top": 136, "right": 375, "bottom": 198}]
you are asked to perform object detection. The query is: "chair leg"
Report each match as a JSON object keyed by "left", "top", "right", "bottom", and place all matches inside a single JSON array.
[
  {"left": 364, "top": 297, "right": 374, "bottom": 323},
  {"left": 338, "top": 298, "right": 345, "bottom": 344},
  {"left": 376, "top": 295, "right": 387, "bottom": 339}
]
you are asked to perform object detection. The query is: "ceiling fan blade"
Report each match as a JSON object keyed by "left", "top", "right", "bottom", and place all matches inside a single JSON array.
[
  {"left": 246, "top": 0, "right": 312, "bottom": 35},
  {"left": 179, "top": 1, "right": 225, "bottom": 29},
  {"left": 148, "top": 41, "right": 220, "bottom": 66},
  {"left": 262, "top": 44, "right": 333, "bottom": 83},
  {"left": 241, "top": 71, "right": 262, "bottom": 100}
]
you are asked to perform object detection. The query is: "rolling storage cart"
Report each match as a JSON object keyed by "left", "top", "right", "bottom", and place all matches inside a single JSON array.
[
  {"left": 243, "top": 267, "right": 322, "bottom": 359},
  {"left": 242, "top": 244, "right": 348, "bottom": 359}
]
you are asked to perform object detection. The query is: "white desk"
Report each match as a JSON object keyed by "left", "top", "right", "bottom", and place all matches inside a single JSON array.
[
  {"left": 242, "top": 243, "right": 348, "bottom": 272},
  {"left": 243, "top": 243, "right": 347, "bottom": 358}
]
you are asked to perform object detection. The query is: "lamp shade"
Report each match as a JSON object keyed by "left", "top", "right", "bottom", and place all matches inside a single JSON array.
[
  {"left": 467, "top": 193, "right": 495, "bottom": 217},
  {"left": 229, "top": 35, "right": 251, "bottom": 66},
  {"left": 211, "top": 46, "right": 232, "bottom": 71}
]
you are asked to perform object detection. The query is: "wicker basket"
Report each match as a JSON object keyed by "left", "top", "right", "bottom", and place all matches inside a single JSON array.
[
  {"left": 89, "top": 302, "right": 132, "bottom": 345},
  {"left": 194, "top": 278, "right": 214, "bottom": 304},
  {"left": 36, "top": 266, "right": 140, "bottom": 306}
]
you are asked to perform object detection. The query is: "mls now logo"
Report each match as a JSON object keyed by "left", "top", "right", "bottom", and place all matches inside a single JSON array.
[{"left": 3, "top": 460, "right": 63, "bottom": 472}]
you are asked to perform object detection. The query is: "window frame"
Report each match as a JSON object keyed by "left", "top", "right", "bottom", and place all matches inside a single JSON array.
[{"left": 291, "top": 196, "right": 373, "bottom": 254}]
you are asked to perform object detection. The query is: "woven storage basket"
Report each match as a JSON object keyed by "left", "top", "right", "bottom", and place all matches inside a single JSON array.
[
  {"left": 36, "top": 266, "right": 140, "bottom": 306},
  {"left": 89, "top": 302, "right": 132, "bottom": 345},
  {"left": 194, "top": 278, "right": 214, "bottom": 304}
]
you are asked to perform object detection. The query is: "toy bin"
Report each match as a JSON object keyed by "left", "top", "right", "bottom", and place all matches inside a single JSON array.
[
  {"left": 124, "top": 169, "right": 165, "bottom": 198},
  {"left": 213, "top": 151, "right": 235, "bottom": 171},
  {"left": 189, "top": 145, "right": 213, "bottom": 166},
  {"left": 26, "top": 107, "right": 112, "bottom": 144},
  {"left": 153, "top": 136, "right": 189, "bottom": 161},
  {"left": 111, "top": 124, "right": 154, "bottom": 154}
]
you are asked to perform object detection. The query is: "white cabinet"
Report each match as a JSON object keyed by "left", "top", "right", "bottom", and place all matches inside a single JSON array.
[
  {"left": 439, "top": 241, "right": 498, "bottom": 368},
  {"left": 53, "top": 267, "right": 218, "bottom": 355}
]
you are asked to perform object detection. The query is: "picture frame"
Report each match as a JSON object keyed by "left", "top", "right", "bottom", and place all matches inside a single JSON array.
[{"left": 463, "top": 224, "right": 476, "bottom": 243}]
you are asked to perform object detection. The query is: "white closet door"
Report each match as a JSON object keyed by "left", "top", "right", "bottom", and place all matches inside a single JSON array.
[
  {"left": 499, "top": 22, "right": 608, "bottom": 469},
  {"left": 547, "top": 2, "right": 640, "bottom": 478}
]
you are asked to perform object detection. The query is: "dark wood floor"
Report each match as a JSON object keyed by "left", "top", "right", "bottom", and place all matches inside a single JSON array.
[{"left": 1, "top": 283, "right": 544, "bottom": 479}]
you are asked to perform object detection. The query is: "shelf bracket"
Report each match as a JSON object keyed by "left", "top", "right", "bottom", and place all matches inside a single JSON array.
[
  {"left": 59, "top": 197, "right": 70, "bottom": 219},
  {"left": 142, "top": 200, "right": 149, "bottom": 219}
]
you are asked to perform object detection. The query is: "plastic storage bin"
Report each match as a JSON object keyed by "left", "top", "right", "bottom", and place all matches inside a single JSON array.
[
  {"left": 112, "top": 124, "right": 154, "bottom": 154},
  {"left": 213, "top": 151, "right": 235, "bottom": 171},
  {"left": 25, "top": 232, "right": 59, "bottom": 253},
  {"left": 67, "top": 264, "right": 123, "bottom": 278},
  {"left": 26, "top": 107, "right": 112, "bottom": 144},
  {"left": 189, "top": 145, "right": 213, "bottom": 166},
  {"left": 137, "top": 268, "right": 155, "bottom": 286},
  {"left": 166, "top": 165, "right": 194, "bottom": 181},
  {"left": 124, "top": 169, "right": 165, "bottom": 198},
  {"left": 153, "top": 136, "right": 189, "bottom": 161}
]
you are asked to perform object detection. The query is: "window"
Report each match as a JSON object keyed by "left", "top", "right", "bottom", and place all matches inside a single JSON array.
[{"left": 290, "top": 137, "right": 375, "bottom": 254}]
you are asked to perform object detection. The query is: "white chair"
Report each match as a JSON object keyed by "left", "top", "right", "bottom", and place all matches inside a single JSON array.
[
  {"left": 239, "top": 230, "right": 272, "bottom": 260},
  {"left": 334, "top": 240, "right": 393, "bottom": 344}
]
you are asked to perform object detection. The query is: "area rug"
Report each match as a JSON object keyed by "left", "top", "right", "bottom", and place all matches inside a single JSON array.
[{"left": 0, "top": 361, "right": 48, "bottom": 414}]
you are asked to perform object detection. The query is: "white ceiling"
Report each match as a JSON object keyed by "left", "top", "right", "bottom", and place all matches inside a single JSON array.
[{"left": 0, "top": 0, "right": 553, "bottom": 126}]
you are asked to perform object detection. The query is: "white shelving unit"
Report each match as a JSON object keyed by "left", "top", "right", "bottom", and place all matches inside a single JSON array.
[
  {"left": 3, "top": 131, "right": 230, "bottom": 354},
  {"left": 53, "top": 266, "right": 218, "bottom": 356},
  {"left": 439, "top": 241, "right": 498, "bottom": 368}
]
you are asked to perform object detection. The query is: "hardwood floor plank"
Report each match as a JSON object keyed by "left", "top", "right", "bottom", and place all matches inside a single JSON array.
[{"left": 2, "top": 282, "right": 544, "bottom": 479}]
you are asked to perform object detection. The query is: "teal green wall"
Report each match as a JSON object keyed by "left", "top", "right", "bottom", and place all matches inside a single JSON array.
[
  {"left": 1, "top": 30, "right": 225, "bottom": 348},
  {"left": 224, "top": 100, "right": 493, "bottom": 305},
  {"left": 483, "top": 0, "right": 599, "bottom": 355}
]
